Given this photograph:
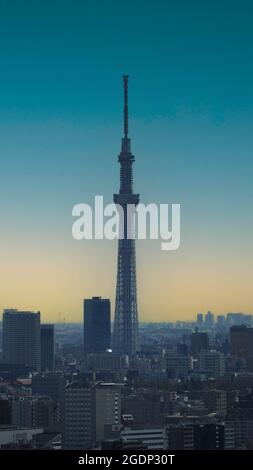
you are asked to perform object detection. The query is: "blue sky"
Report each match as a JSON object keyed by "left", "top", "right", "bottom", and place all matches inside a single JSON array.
[
  {"left": 1, "top": 0, "right": 253, "bottom": 119},
  {"left": 1, "top": 0, "right": 253, "bottom": 321}
]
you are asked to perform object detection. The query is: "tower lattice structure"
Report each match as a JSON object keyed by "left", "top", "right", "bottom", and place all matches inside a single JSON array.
[{"left": 112, "top": 76, "right": 140, "bottom": 356}]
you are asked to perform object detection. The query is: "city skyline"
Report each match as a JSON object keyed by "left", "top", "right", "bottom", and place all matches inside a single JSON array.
[{"left": 1, "top": 1, "right": 253, "bottom": 322}]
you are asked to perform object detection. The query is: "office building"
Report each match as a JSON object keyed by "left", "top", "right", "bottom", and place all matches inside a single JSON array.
[
  {"left": 196, "top": 313, "right": 204, "bottom": 326},
  {"left": 41, "top": 324, "right": 54, "bottom": 372},
  {"left": 64, "top": 380, "right": 121, "bottom": 450},
  {"left": 198, "top": 351, "right": 225, "bottom": 378},
  {"left": 230, "top": 326, "right": 253, "bottom": 359},
  {"left": 12, "top": 396, "right": 54, "bottom": 428},
  {"left": 2, "top": 309, "right": 41, "bottom": 371},
  {"left": 121, "top": 427, "right": 167, "bottom": 450},
  {"left": 217, "top": 315, "right": 226, "bottom": 329},
  {"left": 95, "top": 383, "right": 121, "bottom": 442},
  {"left": 190, "top": 330, "right": 209, "bottom": 356},
  {"left": 201, "top": 389, "right": 227, "bottom": 415},
  {"left": 32, "top": 372, "right": 67, "bottom": 401},
  {"left": 205, "top": 311, "right": 214, "bottom": 328},
  {"left": 167, "top": 424, "right": 194, "bottom": 450},
  {"left": 165, "top": 350, "right": 190, "bottom": 380},
  {"left": 227, "top": 313, "right": 252, "bottom": 327},
  {"left": 167, "top": 423, "right": 228, "bottom": 450},
  {"left": 32, "top": 372, "right": 67, "bottom": 425},
  {"left": 83, "top": 297, "right": 111, "bottom": 353}
]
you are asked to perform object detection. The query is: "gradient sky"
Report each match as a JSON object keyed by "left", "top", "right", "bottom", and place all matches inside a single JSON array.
[{"left": 1, "top": 0, "right": 253, "bottom": 322}]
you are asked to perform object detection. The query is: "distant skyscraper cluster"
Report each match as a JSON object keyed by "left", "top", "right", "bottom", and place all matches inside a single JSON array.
[
  {"left": 195, "top": 310, "right": 253, "bottom": 329},
  {"left": 196, "top": 310, "right": 214, "bottom": 328}
]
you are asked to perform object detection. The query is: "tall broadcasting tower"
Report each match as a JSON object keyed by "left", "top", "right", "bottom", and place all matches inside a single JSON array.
[{"left": 112, "top": 76, "right": 140, "bottom": 356}]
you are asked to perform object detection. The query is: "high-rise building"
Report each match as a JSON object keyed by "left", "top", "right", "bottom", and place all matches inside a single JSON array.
[
  {"left": 167, "top": 423, "right": 228, "bottom": 450},
  {"left": 83, "top": 297, "right": 111, "bottom": 353},
  {"left": 196, "top": 313, "right": 204, "bottom": 326},
  {"left": 64, "top": 380, "right": 95, "bottom": 450},
  {"left": 217, "top": 315, "right": 226, "bottom": 329},
  {"left": 230, "top": 325, "right": 253, "bottom": 359},
  {"left": 201, "top": 389, "right": 227, "bottom": 415},
  {"left": 32, "top": 372, "right": 67, "bottom": 401},
  {"left": 198, "top": 351, "right": 225, "bottom": 378},
  {"left": 64, "top": 380, "right": 121, "bottom": 449},
  {"left": 165, "top": 350, "right": 190, "bottom": 380},
  {"left": 41, "top": 324, "right": 54, "bottom": 372},
  {"left": 113, "top": 76, "right": 140, "bottom": 356},
  {"left": 167, "top": 424, "right": 194, "bottom": 450},
  {"left": 230, "top": 325, "right": 253, "bottom": 370},
  {"left": 227, "top": 313, "right": 253, "bottom": 327},
  {"left": 194, "top": 423, "right": 225, "bottom": 450},
  {"left": 2, "top": 309, "right": 41, "bottom": 371},
  {"left": 32, "top": 372, "right": 67, "bottom": 424},
  {"left": 12, "top": 396, "right": 54, "bottom": 428},
  {"left": 95, "top": 383, "right": 121, "bottom": 443},
  {"left": 190, "top": 330, "right": 209, "bottom": 356},
  {"left": 205, "top": 311, "right": 215, "bottom": 328}
]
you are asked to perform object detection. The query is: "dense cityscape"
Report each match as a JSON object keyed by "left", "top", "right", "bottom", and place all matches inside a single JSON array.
[
  {"left": 1, "top": 74, "right": 253, "bottom": 454},
  {"left": 1, "top": 309, "right": 253, "bottom": 450},
  {"left": 1, "top": 3, "right": 253, "bottom": 461}
]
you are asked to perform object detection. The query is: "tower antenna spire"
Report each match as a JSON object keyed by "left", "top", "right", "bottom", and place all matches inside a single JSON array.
[{"left": 123, "top": 75, "right": 129, "bottom": 138}]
